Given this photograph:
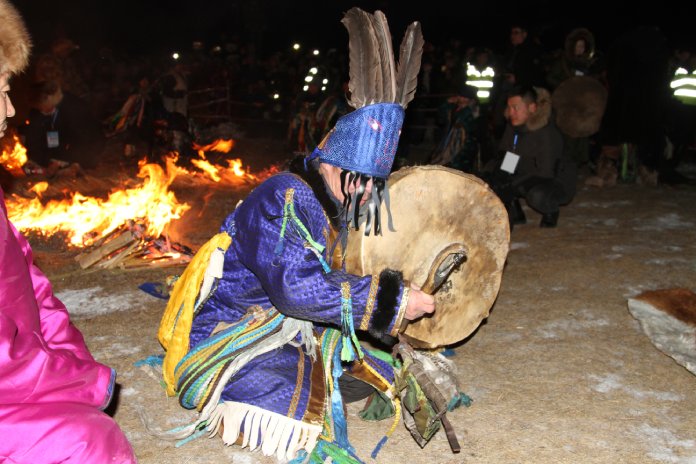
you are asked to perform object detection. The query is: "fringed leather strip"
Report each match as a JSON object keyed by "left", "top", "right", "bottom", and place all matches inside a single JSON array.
[
  {"left": 275, "top": 187, "right": 325, "bottom": 256},
  {"left": 211, "top": 401, "right": 323, "bottom": 462},
  {"left": 340, "top": 282, "right": 365, "bottom": 362},
  {"left": 175, "top": 309, "right": 285, "bottom": 410},
  {"left": 145, "top": 316, "right": 317, "bottom": 448}
]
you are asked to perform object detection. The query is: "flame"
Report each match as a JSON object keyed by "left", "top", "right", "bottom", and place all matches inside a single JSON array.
[
  {"left": 29, "top": 182, "right": 49, "bottom": 196},
  {"left": 0, "top": 135, "right": 28, "bottom": 174},
  {"left": 192, "top": 138, "right": 234, "bottom": 183},
  {"left": 7, "top": 160, "right": 190, "bottom": 247},
  {"left": 227, "top": 159, "right": 247, "bottom": 177},
  {"left": 5, "top": 138, "right": 280, "bottom": 250},
  {"left": 168, "top": 139, "right": 278, "bottom": 185},
  {"left": 191, "top": 157, "right": 221, "bottom": 181},
  {"left": 192, "top": 139, "right": 234, "bottom": 153}
]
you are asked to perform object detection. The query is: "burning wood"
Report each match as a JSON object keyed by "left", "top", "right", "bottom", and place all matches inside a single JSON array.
[
  {"left": 75, "top": 220, "right": 193, "bottom": 270},
  {"left": 5, "top": 137, "right": 280, "bottom": 271},
  {"left": 7, "top": 161, "right": 190, "bottom": 247}
]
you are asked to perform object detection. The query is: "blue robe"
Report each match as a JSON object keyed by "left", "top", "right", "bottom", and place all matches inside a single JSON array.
[{"left": 184, "top": 160, "right": 408, "bottom": 459}]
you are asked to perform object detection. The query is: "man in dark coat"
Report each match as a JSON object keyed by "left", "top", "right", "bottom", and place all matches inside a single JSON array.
[
  {"left": 482, "top": 86, "right": 576, "bottom": 228},
  {"left": 24, "top": 79, "right": 105, "bottom": 173},
  {"left": 492, "top": 23, "right": 546, "bottom": 140}
]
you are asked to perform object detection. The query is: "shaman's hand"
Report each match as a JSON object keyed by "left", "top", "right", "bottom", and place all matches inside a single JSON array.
[{"left": 404, "top": 282, "right": 435, "bottom": 321}]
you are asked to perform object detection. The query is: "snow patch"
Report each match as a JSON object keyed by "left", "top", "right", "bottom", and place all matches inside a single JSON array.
[
  {"left": 588, "top": 373, "right": 683, "bottom": 401},
  {"left": 576, "top": 200, "right": 633, "bottom": 208},
  {"left": 633, "top": 213, "right": 694, "bottom": 231},
  {"left": 88, "top": 339, "right": 142, "bottom": 361},
  {"left": 537, "top": 309, "right": 611, "bottom": 339},
  {"left": 631, "top": 423, "right": 696, "bottom": 463},
  {"left": 645, "top": 257, "right": 690, "bottom": 266},
  {"left": 56, "top": 286, "right": 144, "bottom": 319}
]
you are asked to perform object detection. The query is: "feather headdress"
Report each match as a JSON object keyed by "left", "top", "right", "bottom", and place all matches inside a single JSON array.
[
  {"left": 342, "top": 7, "right": 423, "bottom": 110},
  {"left": 310, "top": 7, "right": 424, "bottom": 236},
  {"left": 0, "top": 0, "right": 31, "bottom": 74}
]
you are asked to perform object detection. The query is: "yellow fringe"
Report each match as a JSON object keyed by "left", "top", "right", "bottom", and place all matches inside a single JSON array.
[
  {"left": 386, "top": 396, "right": 401, "bottom": 438},
  {"left": 158, "top": 232, "right": 232, "bottom": 396}
]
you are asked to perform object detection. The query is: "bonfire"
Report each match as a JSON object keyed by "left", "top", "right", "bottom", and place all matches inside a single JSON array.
[{"left": 2, "top": 138, "right": 281, "bottom": 269}]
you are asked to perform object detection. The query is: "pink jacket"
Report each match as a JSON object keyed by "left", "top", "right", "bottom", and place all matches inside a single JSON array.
[
  {"left": 0, "top": 187, "right": 136, "bottom": 463},
  {"left": 0, "top": 188, "right": 114, "bottom": 407}
]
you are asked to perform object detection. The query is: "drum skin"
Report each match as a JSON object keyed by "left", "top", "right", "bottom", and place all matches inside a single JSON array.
[
  {"left": 552, "top": 75, "right": 608, "bottom": 138},
  {"left": 345, "top": 165, "right": 510, "bottom": 348}
]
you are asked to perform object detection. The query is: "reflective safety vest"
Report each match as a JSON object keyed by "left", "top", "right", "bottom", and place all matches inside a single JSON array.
[
  {"left": 671, "top": 67, "right": 696, "bottom": 105},
  {"left": 465, "top": 62, "right": 495, "bottom": 103}
]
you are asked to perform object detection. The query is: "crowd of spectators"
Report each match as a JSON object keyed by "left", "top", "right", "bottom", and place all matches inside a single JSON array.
[{"left": 7, "top": 22, "right": 695, "bottom": 187}]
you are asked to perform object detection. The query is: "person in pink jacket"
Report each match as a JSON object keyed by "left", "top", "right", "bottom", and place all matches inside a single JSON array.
[{"left": 0, "top": 1, "right": 137, "bottom": 462}]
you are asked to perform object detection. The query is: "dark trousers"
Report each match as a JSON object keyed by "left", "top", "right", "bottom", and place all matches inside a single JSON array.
[{"left": 482, "top": 172, "right": 570, "bottom": 216}]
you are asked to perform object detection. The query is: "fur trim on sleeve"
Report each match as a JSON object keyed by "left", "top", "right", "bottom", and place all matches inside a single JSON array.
[{"left": 369, "top": 269, "right": 404, "bottom": 343}]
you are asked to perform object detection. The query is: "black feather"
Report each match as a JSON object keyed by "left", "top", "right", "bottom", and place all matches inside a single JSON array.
[
  {"left": 395, "top": 21, "right": 424, "bottom": 109},
  {"left": 341, "top": 7, "right": 380, "bottom": 108},
  {"left": 370, "top": 10, "right": 397, "bottom": 102}
]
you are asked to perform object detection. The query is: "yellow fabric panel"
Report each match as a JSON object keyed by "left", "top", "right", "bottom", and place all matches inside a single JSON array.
[{"left": 158, "top": 232, "right": 232, "bottom": 396}]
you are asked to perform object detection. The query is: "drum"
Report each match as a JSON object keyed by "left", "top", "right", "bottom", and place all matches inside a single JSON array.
[
  {"left": 344, "top": 165, "right": 510, "bottom": 348},
  {"left": 552, "top": 76, "right": 608, "bottom": 138}
]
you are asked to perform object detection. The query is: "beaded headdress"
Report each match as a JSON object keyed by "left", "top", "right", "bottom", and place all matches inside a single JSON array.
[{"left": 309, "top": 7, "right": 423, "bottom": 235}]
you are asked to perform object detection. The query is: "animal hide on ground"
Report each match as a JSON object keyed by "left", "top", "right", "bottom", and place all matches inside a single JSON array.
[{"left": 627, "top": 288, "right": 696, "bottom": 376}]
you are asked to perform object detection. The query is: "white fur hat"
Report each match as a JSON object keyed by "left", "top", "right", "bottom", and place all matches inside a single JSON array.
[{"left": 0, "top": 0, "right": 31, "bottom": 74}]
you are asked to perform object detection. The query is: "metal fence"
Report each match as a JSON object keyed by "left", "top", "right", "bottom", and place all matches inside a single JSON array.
[{"left": 187, "top": 85, "right": 452, "bottom": 146}]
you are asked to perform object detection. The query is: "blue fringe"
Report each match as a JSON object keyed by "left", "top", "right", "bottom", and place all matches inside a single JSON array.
[
  {"left": 371, "top": 435, "right": 389, "bottom": 459},
  {"left": 174, "top": 426, "right": 206, "bottom": 448},
  {"left": 448, "top": 391, "right": 473, "bottom": 411},
  {"left": 134, "top": 354, "right": 164, "bottom": 368},
  {"left": 331, "top": 345, "right": 351, "bottom": 450}
]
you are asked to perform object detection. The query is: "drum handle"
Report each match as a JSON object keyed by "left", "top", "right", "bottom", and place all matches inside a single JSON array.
[{"left": 399, "top": 242, "right": 467, "bottom": 333}]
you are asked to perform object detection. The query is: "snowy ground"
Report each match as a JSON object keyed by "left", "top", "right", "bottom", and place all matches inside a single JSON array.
[{"left": 31, "top": 140, "right": 696, "bottom": 464}]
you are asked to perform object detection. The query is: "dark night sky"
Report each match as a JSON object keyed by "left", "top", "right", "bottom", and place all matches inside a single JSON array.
[{"left": 12, "top": 1, "right": 695, "bottom": 58}]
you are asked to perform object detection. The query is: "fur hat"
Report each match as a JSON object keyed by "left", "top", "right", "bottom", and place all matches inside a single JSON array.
[{"left": 0, "top": 0, "right": 31, "bottom": 74}]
